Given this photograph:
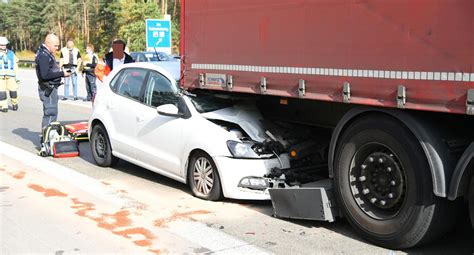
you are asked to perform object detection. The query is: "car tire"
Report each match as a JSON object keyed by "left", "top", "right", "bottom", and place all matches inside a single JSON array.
[
  {"left": 334, "top": 114, "right": 453, "bottom": 249},
  {"left": 90, "top": 123, "right": 118, "bottom": 167},
  {"left": 188, "top": 151, "right": 223, "bottom": 201}
]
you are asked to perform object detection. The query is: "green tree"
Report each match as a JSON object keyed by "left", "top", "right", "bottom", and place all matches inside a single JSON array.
[
  {"left": 1, "top": 0, "right": 181, "bottom": 55},
  {"left": 117, "top": 0, "right": 161, "bottom": 52}
]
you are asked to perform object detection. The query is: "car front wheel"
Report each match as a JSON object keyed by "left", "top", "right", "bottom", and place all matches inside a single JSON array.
[
  {"left": 188, "top": 152, "right": 223, "bottom": 201},
  {"left": 90, "top": 123, "right": 118, "bottom": 167}
]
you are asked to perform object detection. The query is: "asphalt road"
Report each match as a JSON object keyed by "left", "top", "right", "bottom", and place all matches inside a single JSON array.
[{"left": 0, "top": 69, "right": 472, "bottom": 254}]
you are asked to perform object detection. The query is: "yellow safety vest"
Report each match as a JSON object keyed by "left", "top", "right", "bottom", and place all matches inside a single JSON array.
[
  {"left": 82, "top": 53, "right": 98, "bottom": 71},
  {"left": 61, "top": 47, "right": 80, "bottom": 65}
]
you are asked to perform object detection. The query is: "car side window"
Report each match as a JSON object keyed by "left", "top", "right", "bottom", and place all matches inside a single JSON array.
[
  {"left": 114, "top": 68, "right": 148, "bottom": 101},
  {"left": 109, "top": 71, "right": 123, "bottom": 92},
  {"left": 144, "top": 71, "right": 178, "bottom": 108}
]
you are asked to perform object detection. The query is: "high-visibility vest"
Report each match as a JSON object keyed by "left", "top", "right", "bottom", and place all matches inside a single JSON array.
[
  {"left": 0, "top": 50, "right": 16, "bottom": 77},
  {"left": 61, "top": 47, "right": 80, "bottom": 65},
  {"left": 82, "top": 53, "right": 98, "bottom": 71}
]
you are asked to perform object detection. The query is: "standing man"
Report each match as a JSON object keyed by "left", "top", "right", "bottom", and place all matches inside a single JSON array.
[
  {"left": 81, "top": 44, "right": 98, "bottom": 101},
  {"left": 35, "top": 33, "right": 71, "bottom": 135},
  {"left": 0, "top": 36, "right": 19, "bottom": 113},
  {"left": 59, "top": 39, "right": 81, "bottom": 100},
  {"left": 104, "top": 39, "right": 134, "bottom": 71}
]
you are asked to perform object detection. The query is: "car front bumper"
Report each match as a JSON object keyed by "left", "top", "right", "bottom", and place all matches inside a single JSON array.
[{"left": 212, "top": 155, "right": 289, "bottom": 200}]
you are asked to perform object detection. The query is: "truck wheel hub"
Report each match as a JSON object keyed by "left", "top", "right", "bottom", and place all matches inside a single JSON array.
[{"left": 349, "top": 144, "right": 406, "bottom": 220}]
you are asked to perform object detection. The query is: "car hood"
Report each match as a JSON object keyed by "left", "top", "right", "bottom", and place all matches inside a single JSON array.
[{"left": 200, "top": 104, "right": 268, "bottom": 142}]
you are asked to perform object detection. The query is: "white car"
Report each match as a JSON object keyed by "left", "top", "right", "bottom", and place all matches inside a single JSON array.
[{"left": 89, "top": 63, "right": 289, "bottom": 200}]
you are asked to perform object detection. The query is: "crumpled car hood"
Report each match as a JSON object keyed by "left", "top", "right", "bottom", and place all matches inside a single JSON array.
[{"left": 200, "top": 104, "right": 268, "bottom": 142}]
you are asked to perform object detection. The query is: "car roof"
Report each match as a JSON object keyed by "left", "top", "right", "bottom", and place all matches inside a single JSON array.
[
  {"left": 131, "top": 51, "right": 167, "bottom": 55},
  {"left": 104, "top": 62, "right": 177, "bottom": 86}
]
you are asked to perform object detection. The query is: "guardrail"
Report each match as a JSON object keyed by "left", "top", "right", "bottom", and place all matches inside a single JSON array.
[
  {"left": 19, "top": 60, "right": 61, "bottom": 68},
  {"left": 18, "top": 60, "right": 36, "bottom": 68}
]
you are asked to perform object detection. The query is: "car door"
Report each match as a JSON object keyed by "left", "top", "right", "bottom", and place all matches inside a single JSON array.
[
  {"left": 135, "top": 70, "right": 185, "bottom": 177},
  {"left": 107, "top": 68, "right": 148, "bottom": 157}
]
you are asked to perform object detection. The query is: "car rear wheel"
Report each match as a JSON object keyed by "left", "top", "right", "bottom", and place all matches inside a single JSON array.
[
  {"left": 90, "top": 124, "right": 118, "bottom": 167},
  {"left": 334, "top": 114, "right": 453, "bottom": 249},
  {"left": 188, "top": 151, "right": 223, "bottom": 201}
]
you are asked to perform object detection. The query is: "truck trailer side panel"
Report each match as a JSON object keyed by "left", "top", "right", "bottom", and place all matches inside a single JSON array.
[{"left": 182, "top": 0, "right": 474, "bottom": 114}]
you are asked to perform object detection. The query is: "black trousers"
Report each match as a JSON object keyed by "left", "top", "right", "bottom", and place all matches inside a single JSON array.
[
  {"left": 38, "top": 86, "right": 58, "bottom": 130},
  {"left": 85, "top": 73, "right": 97, "bottom": 100}
]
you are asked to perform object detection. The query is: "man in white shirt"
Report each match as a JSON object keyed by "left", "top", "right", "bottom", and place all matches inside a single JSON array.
[{"left": 104, "top": 39, "right": 134, "bottom": 71}]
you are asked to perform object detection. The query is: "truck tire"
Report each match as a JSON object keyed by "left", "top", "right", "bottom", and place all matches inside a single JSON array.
[
  {"left": 90, "top": 124, "right": 119, "bottom": 167},
  {"left": 334, "top": 114, "right": 452, "bottom": 249},
  {"left": 469, "top": 175, "right": 474, "bottom": 229}
]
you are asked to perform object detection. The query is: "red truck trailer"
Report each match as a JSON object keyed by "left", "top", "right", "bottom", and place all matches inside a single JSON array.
[{"left": 180, "top": 0, "right": 474, "bottom": 249}]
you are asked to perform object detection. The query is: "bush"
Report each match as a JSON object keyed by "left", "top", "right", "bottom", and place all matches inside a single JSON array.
[{"left": 15, "top": 50, "right": 36, "bottom": 61}]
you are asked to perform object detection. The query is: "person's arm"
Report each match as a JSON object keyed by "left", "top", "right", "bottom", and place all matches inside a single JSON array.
[
  {"left": 87, "top": 55, "right": 98, "bottom": 68},
  {"left": 13, "top": 54, "right": 19, "bottom": 80},
  {"left": 37, "top": 54, "right": 64, "bottom": 81}
]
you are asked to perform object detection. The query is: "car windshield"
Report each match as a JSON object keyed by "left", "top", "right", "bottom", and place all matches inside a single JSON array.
[
  {"left": 145, "top": 52, "right": 173, "bottom": 61},
  {"left": 188, "top": 93, "right": 237, "bottom": 113}
]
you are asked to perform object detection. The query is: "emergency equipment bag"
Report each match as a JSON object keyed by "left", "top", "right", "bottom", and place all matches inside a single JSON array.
[{"left": 38, "top": 121, "right": 80, "bottom": 158}]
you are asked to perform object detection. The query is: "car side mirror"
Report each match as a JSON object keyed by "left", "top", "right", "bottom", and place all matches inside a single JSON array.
[{"left": 157, "top": 104, "right": 183, "bottom": 118}]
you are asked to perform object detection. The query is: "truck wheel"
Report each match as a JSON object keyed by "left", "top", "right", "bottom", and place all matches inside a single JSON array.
[
  {"left": 469, "top": 175, "right": 474, "bottom": 229},
  {"left": 90, "top": 124, "right": 118, "bottom": 167},
  {"left": 188, "top": 152, "right": 223, "bottom": 201},
  {"left": 334, "top": 114, "right": 451, "bottom": 249}
]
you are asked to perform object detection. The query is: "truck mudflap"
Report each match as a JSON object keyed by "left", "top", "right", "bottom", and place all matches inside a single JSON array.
[{"left": 269, "top": 179, "right": 338, "bottom": 222}]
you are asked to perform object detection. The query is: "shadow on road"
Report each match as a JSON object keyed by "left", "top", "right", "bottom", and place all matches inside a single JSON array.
[
  {"left": 244, "top": 200, "right": 473, "bottom": 254},
  {"left": 404, "top": 207, "right": 473, "bottom": 254},
  {"left": 12, "top": 120, "right": 88, "bottom": 150},
  {"left": 109, "top": 158, "right": 190, "bottom": 194},
  {"left": 12, "top": 128, "right": 40, "bottom": 148}
]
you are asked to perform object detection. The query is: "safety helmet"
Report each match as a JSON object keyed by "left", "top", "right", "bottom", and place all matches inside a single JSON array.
[{"left": 0, "top": 37, "right": 9, "bottom": 45}]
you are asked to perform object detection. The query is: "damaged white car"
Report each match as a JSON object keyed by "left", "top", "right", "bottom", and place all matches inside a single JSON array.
[{"left": 89, "top": 63, "right": 289, "bottom": 200}]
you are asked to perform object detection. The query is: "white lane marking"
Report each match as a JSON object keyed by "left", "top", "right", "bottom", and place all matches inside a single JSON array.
[
  {"left": 167, "top": 220, "right": 270, "bottom": 254},
  {"left": 0, "top": 141, "right": 269, "bottom": 254},
  {"left": 192, "top": 63, "right": 474, "bottom": 82}
]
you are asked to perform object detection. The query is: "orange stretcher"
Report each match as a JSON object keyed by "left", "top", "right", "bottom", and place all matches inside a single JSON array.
[{"left": 65, "top": 122, "right": 89, "bottom": 141}]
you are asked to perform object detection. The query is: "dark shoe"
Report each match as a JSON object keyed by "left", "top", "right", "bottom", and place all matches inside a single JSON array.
[
  {"left": 12, "top": 105, "right": 18, "bottom": 111},
  {"left": 1, "top": 108, "right": 7, "bottom": 113},
  {"left": 62, "top": 98, "right": 68, "bottom": 101},
  {"left": 73, "top": 97, "right": 78, "bottom": 101}
]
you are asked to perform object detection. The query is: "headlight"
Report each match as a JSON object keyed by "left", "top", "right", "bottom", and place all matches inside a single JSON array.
[
  {"left": 238, "top": 176, "right": 268, "bottom": 190},
  {"left": 226, "top": 140, "right": 259, "bottom": 158}
]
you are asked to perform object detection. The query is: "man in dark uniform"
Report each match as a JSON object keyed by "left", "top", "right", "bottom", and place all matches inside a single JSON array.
[{"left": 35, "top": 33, "right": 70, "bottom": 135}]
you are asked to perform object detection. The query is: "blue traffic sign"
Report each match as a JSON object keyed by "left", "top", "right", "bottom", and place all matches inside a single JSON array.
[{"left": 146, "top": 19, "right": 172, "bottom": 53}]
